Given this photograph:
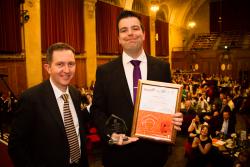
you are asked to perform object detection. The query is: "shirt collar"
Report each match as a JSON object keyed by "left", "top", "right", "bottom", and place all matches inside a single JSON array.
[
  {"left": 122, "top": 50, "right": 147, "bottom": 65},
  {"left": 49, "top": 78, "right": 70, "bottom": 99}
]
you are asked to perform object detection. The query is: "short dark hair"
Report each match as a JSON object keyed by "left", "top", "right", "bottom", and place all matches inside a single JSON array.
[
  {"left": 116, "top": 10, "right": 144, "bottom": 33},
  {"left": 46, "top": 42, "right": 75, "bottom": 64}
]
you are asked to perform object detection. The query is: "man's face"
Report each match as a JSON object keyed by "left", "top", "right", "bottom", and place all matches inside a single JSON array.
[
  {"left": 185, "top": 100, "right": 191, "bottom": 109},
  {"left": 118, "top": 17, "right": 145, "bottom": 57},
  {"left": 223, "top": 112, "right": 230, "bottom": 120},
  {"left": 222, "top": 98, "right": 227, "bottom": 105},
  {"left": 45, "top": 50, "right": 76, "bottom": 92}
]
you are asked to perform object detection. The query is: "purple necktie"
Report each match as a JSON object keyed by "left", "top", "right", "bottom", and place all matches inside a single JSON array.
[{"left": 131, "top": 60, "right": 141, "bottom": 103}]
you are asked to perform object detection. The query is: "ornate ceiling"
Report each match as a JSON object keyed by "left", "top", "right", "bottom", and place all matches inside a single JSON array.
[{"left": 118, "top": 0, "right": 208, "bottom": 28}]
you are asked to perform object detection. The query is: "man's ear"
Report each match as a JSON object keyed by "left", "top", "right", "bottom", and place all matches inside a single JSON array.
[{"left": 43, "top": 63, "right": 51, "bottom": 74}]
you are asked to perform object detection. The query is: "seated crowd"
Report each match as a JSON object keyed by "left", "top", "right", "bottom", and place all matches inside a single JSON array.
[{"left": 174, "top": 72, "right": 250, "bottom": 167}]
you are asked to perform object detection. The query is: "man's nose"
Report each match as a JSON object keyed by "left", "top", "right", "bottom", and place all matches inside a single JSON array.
[
  {"left": 63, "top": 65, "right": 70, "bottom": 72},
  {"left": 127, "top": 28, "right": 133, "bottom": 35}
]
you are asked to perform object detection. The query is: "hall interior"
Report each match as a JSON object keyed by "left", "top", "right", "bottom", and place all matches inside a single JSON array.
[{"left": 0, "top": 0, "right": 250, "bottom": 167}]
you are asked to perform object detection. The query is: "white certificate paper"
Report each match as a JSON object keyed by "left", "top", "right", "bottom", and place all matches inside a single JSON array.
[{"left": 139, "top": 84, "right": 178, "bottom": 114}]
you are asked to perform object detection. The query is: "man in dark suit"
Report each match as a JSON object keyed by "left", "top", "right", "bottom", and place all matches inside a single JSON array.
[
  {"left": 91, "top": 10, "right": 183, "bottom": 167},
  {"left": 216, "top": 110, "right": 235, "bottom": 137},
  {"left": 8, "top": 43, "right": 89, "bottom": 167}
]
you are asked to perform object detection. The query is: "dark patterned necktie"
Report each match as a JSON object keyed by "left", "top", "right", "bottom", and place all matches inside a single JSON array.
[
  {"left": 61, "top": 94, "right": 80, "bottom": 163},
  {"left": 130, "top": 60, "right": 142, "bottom": 103}
]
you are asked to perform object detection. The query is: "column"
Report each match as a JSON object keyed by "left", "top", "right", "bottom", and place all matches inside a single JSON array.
[
  {"left": 84, "top": 0, "right": 97, "bottom": 87},
  {"left": 149, "top": 11, "right": 156, "bottom": 57},
  {"left": 23, "top": 0, "right": 42, "bottom": 87}
]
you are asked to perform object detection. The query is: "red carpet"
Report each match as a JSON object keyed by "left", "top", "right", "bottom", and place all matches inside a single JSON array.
[{"left": 0, "top": 141, "right": 13, "bottom": 167}]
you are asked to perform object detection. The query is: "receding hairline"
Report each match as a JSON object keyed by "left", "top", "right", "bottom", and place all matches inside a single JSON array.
[{"left": 46, "top": 42, "right": 75, "bottom": 63}]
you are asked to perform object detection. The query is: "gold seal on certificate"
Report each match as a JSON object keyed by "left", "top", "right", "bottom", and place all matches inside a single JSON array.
[{"left": 131, "top": 80, "right": 183, "bottom": 143}]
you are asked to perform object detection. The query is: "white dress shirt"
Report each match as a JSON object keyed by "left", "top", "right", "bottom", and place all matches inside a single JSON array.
[
  {"left": 221, "top": 119, "right": 229, "bottom": 135},
  {"left": 122, "top": 50, "right": 147, "bottom": 102},
  {"left": 49, "top": 78, "right": 81, "bottom": 150}
]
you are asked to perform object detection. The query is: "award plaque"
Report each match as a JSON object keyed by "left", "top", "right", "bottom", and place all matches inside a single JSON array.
[{"left": 131, "top": 80, "right": 183, "bottom": 143}]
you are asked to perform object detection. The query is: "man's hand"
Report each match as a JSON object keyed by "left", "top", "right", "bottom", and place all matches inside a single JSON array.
[
  {"left": 109, "top": 133, "right": 139, "bottom": 146},
  {"left": 172, "top": 112, "right": 183, "bottom": 131}
]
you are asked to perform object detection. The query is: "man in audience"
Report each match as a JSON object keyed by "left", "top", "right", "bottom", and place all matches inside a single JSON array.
[
  {"left": 8, "top": 43, "right": 89, "bottom": 167},
  {"left": 91, "top": 10, "right": 183, "bottom": 167},
  {"left": 219, "top": 98, "right": 231, "bottom": 115},
  {"left": 181, "top": 100, "right": 196, "bottom": 135},
  {"left": 209, "top": 103, "right": 221, "bottom": 137},
  {"left": 216, "top": 110, "right": 235, "bottom": 137}
]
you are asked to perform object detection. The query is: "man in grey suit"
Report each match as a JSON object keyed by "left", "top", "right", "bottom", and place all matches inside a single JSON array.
[
  {"left": 91, "top": 10, "right": 183, "bottom": 167},
  {"left": 8, "top": 43, "right": 89, "bottom": 167}
]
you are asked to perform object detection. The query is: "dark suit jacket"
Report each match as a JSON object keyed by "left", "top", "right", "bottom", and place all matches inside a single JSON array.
[
  {"left": 217, "top": 117, "right": 235, "bottom": 136},
  {"left": 91, "top": 55, "right": 171, "bottom": 167},
  {"left": 8, "top": 80, "right": 89, "bottom": 167}
]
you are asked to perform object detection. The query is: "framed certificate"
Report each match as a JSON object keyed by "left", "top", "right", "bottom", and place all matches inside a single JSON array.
[{"left": 131, "top": 80, "right": 183, "bottom": 143}]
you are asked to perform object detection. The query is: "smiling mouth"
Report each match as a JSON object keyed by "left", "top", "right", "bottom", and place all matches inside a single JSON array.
[
  {"left": 127, "top": 40, "right": 137, "bottom": 43},
  {"left": 62, "top": 75, "right": 72, "bottom": 79}
]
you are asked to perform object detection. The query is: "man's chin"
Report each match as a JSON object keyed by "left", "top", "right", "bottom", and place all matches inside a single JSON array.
[{"left": 61, "top": 79, "right": 72, "bottom": 86}]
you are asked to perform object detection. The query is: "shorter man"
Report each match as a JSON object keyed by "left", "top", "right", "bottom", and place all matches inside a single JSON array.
[{"left": 8, "top": 42, "right": 89, "bottom": 167}]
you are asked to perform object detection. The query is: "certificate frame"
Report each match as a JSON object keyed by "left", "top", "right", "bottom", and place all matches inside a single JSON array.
[{"left": 131, "top": 80, "right": 183, "bottom": 143}]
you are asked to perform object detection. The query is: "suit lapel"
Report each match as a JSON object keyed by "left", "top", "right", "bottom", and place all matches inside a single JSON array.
[
  {"left": 147, "top": 55, "right": 156, "bottom": 80},
  {"left": 69, "top": 87, "right": 82, "bottom": 125},
  {"left": 43, "top": 80, "right": 65, "bottom": 133},
  {"left": 115, "top": 56, "right": 134, "bottom": 107}
]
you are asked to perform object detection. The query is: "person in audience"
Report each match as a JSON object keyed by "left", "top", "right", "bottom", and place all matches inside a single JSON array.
[
  {"left": 214, "top": 92, "right": 225, "bottom": 111},
  {"left": 209, "top": 103, "right": 221, "bottom": 137},
  {"left": 182, "top": 84, "right": 190, "bottom": 100},
  {"left": 184, "top": 113, "right": 203, "bottom": 158},
  {"left": 226, "top": 93, "right": 236, "bottom": 124},
  {"left": 181, "top": 100, "right": 196, "bottom": 135},
  {"left": 182, "top": 100, "right": 196, "bottom": 115},
  {"left": 83, "top": 92, "right": 93, "bottom": 113},
  {"left": 8, "top": 43, "right": 89, "bottom": 167},
  {"left": 227, "top": 94, "right": 235, "bottom": 111},
  {"left": 219, "top": 98, "right": 231, "bottom": 114},
  {"left": 189, "top": 125, "right": 212, "bottom": 167},
  {"left": 197, "top": 93, "right": 208, "bottom": 113},
  {"left": 216, "top": 110, "right": 235, "bottom": 137},
  {"left": 91, "top": 10, "right": 183, "bottom": 167},
  {"left": 188, "top": 114, "right": 203, "bottom": 140}
]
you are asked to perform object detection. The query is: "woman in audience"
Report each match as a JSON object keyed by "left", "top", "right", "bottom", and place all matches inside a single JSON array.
[
  {"left": 184, "top": 113, "right": 203, "bottom": 158},
  {"left": 188, "top": 125, "right": 212, "bottom": 167},
  {"left": 188, "top": 114, "right": 203, "bottom": 140}
]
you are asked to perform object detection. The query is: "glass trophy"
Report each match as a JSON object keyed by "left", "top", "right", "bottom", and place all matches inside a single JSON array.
[{"left": 104, "top": 114, "right": 129, "bottom": 144}]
